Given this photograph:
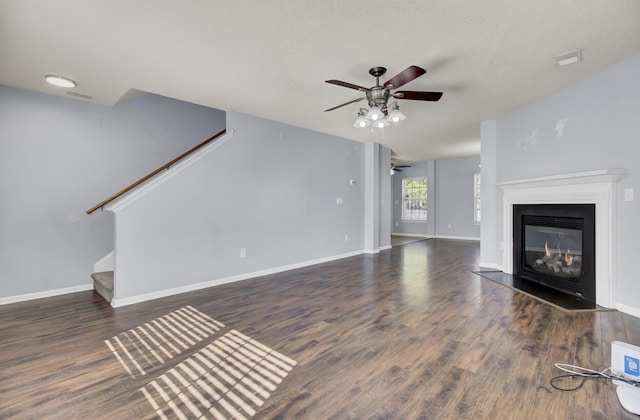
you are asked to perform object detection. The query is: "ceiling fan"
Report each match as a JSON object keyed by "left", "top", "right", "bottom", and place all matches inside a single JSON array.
[
  {"left": 390, "top": 163, "right": 411, "bottom": 175},
  {"left": 324, "top": 65, "right": 443, "bottom": 128}
]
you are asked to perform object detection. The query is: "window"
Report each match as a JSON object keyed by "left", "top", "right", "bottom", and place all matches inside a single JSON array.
[
  {"left": 402, "top": 177, "right": 427, "bottom": 221},
  {"left": 474, "top": 172, "right": 481, "bottom": 223}
]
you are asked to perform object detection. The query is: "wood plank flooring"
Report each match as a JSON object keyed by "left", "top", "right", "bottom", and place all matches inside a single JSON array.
[{"left": 2, "top": 239, "right": 640, "bottom": 419}]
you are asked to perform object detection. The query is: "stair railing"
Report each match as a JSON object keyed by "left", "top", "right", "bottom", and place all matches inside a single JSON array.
[{"left": 86, "top": 129, "right": 227, "bottom": 214}]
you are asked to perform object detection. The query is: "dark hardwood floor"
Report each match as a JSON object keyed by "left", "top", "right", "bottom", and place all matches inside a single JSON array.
[
  {"left": 390, "top": 235, "right": 427, "bottom": 246},
  {"left": 2, "top": 239, "right": 640, "bottom": 419}
]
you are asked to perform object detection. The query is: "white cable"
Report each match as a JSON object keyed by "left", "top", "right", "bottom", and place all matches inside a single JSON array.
[
  {"left": 555, "top": 363, "right": 640, "bottom": 386},
  {"left": 554, "top": 363, "right": 611, "bottom": 378}
]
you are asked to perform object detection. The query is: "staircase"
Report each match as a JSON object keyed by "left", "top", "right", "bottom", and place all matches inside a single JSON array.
[
  {"left": 91, "top": 251, "right": 114, "bottom": 304},
  {"left": 92, "top": 271, "right": 113, "bottom": 304},
  {"left": 85, "top": 130, "right": 231, "bottom": 308}
]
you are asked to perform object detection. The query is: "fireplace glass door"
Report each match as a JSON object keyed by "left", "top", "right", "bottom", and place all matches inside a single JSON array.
[
  {"left": 524, "top": 225, "right": 582, "bottom": 280},
  {"left": 513, "top": 204, "right": 595, "bottom": 303}
]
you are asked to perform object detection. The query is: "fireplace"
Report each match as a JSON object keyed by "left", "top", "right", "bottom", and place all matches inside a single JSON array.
[
  {"left": 498, "top": 169, "right": 625, "bottom": 309},
  {"left": 513, "top": 204, "right": 596, "bottom": 304}
]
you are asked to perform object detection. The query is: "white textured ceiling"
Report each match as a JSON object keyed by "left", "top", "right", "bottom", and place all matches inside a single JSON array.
[{"left": 1, "top": 1, "right": 639, "bottom": 162}]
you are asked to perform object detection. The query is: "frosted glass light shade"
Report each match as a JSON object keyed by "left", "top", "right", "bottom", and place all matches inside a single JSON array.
[
  {"left": 387, "top": 108, "right": 405, "bottom": 123},
  {"left": 366, "top": 106, "right": 384, "bottom": 121},
  {"left": 354, "top": 114, "right": 371, "bottom": 128},
  {"left": 373, "top": 119, "right": 389, "bottom": 128}
]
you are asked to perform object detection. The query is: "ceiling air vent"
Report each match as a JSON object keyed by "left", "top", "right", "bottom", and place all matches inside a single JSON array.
[
  {"left": 555, "top": 49, "right": 582, "bottom": 67},
  {"left": 66, "top": 91, "right": 93, "bottom": 100}
]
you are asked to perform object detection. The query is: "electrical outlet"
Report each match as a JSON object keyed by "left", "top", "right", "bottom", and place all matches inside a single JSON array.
[
  {"left": 344, "top": 234, "right": 349, "bottom": 242},
  {"left": 624, "top": 188, "right": 634, "bottom": 202},
  {"left": 336, "top": 197, "right": 343, "bottom": 205},
  {"left": 447, "top": 223, "right": 452, "bottom": 229},
  {"left": 240, "top": 248, "right": 247, "bottom": 258}
]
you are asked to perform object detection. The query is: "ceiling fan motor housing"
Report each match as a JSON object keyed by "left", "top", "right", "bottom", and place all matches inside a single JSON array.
[{"left": 366, "top": 87, "right": 391, "bottom": 113}]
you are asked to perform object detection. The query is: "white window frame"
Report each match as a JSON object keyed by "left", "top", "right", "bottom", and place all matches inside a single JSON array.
[
  {"left": 402, "top": 177, "right": 428, "bottom": 222},
  {"left": 474, "top": 172, "right": 481, "bottom": 224}
]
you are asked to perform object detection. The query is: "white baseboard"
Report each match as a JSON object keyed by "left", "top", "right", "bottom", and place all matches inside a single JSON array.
[
  {"left": 616, "top": 303, "right": 640, "bottom": 319},
  {"left": 112, "top": 250, "right": 365, "bottom": 308},
  {"left": 434, "top": 235, "right": 480, "bottom": 241},
  {"left": 478, "top": 262, "right": 503, "bottom": 271},
  {"left": 0, "top": 284, "right": 93, "bottom": 306},
  {"left": 391, "top": 233, "right": 480, "bottom": 242},
  {"left": 378, "top": 245, "right": 392, "bottom": 251},
  {"left": 392, "top": 233, "right": 430, "bottom": 238}
]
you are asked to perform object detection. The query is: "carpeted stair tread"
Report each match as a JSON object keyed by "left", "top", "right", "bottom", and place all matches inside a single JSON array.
[{"left": 92, "top": 271, "right": 113, "bottom": 303}]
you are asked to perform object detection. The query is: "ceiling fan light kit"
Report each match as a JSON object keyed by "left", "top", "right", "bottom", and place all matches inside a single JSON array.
[
  {"left": 353, "top": 109, "right": 372, "bottom": 128},
  {"left": 325, "top": 65, "right": 442, "bottom": 129}
]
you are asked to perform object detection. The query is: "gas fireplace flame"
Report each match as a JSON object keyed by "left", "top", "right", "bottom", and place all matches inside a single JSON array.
[
  {"left": 545, "top": 241, "right": 554, "bottom": 259},
  {"left": 564, "top": 248, "right": 574, "bottom": 266},
  {"left": 545, "top": 242, "right": 575, "bottom": 266}
]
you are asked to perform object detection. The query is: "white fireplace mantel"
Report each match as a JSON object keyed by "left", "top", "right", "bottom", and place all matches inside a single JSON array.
[{"left": 498, "top": 169, "right": 625, "bottom": 308}]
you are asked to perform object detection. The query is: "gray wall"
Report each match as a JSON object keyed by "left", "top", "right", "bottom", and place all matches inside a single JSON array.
[
  {"left": 392, "top": 157, "right": 481, "bottom": 240},
  {"left": 113, "top": 111, "right": 366, "bottom": 301},
  {"left": 481, "top": 52, "right": 640, "bottom": 313},
  {"left": 435, "top": 156, "right": 481, "bottom": 239},
  {"left": 0, "top": 86, "right": 225, "bottom": 299}
]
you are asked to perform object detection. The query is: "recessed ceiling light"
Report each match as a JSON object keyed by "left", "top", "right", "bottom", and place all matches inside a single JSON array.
[
  {"left": 555, "top": 49, "right": 582, "bottom": 67},
  {"left": 45, "top": 75, "right": 77, "bottom": 88}
]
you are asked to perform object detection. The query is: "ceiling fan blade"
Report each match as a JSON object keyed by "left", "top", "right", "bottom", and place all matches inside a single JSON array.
[
  {"left": 393, "top": 90, "right": 443, "bottom": 101},
  {"left": 394, "top": 165, "right": 411, "bottom": 168},
  {"left": 383, "top": 65, "right": 426, "bottom": 89},
  {"left": 324, "top": 97, "right": 365, "bottom": 112},
  {"left": 325, "top": 80, "right": 369, "bottom": 91}
]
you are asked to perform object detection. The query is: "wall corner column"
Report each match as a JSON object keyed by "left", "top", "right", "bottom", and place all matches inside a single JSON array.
[
  {"left": 364, "top": 142, "right": 380, "bottom": 253},
  {"left": 480, "top": 120, "right": 501, "bottom": 269}
]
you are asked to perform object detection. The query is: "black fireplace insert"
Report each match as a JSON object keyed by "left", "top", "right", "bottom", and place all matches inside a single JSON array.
[{"left": 513, "top": 204, "right": 596, "bottom": 304}]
